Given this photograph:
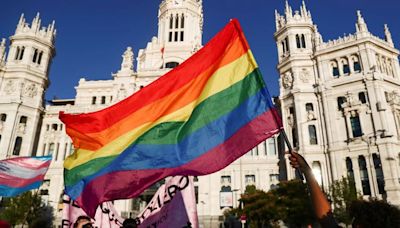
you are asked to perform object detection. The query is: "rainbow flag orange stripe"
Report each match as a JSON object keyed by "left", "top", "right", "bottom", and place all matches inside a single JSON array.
[{"left": 60, "top": 19, "right": 282, "bottom": 217}]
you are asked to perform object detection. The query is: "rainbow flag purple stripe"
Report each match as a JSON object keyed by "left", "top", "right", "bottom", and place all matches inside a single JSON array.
[
  {"left": 0, "top": 156, "right": 52, "bottom": 197},
  {"left": 60, "top": 19, "right": 283, "bottom": 216}
]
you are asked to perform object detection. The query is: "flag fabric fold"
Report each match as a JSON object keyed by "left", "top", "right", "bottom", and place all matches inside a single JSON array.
[
  {"left": 0, "top": 156, "right": 52, "bottom": 197},
  {"left": 60, "top": 19, "right": 282, "bottom": 217},
  {"left": 135, "top": 176, "right": 198, "bottom": 228}
]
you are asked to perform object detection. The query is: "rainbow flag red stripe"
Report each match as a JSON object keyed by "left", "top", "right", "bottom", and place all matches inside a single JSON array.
[{"left": 60, "top": 19, "right": 282, "bottom": 216}]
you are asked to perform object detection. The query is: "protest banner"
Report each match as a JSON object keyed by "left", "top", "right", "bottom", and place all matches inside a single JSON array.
[
  {"left": 61, "top": 194, "right": 124, "bottom": 227},
  {"left": 135, "top": 176, "right": 198, "bottom": 228}
]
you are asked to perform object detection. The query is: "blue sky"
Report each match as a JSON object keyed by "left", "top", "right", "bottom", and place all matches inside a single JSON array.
[{"left": 0, "top": 0, "right": 399, "bottom": 100}]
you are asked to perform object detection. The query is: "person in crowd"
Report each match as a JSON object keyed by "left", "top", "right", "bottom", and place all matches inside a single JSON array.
[
  {"left": 122, "top": 218, "right": 138, "bottom": 228},
  {"left": 288, "top": 151, "right": 339, "bottom": 228},
  {"left": 73, "top": 215, "right": 93, "bottom": 228}
]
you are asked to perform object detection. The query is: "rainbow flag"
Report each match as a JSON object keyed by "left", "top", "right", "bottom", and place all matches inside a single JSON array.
[
  {"left": 60, "top": 19, "right": 282, "bottom": 216},
  {"left": 0, "top": 156, "right": 52, "bottom": 197}
]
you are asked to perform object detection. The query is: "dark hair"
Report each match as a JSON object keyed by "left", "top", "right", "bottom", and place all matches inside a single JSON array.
[
  {"left": 122, "top": 218, "right": 138, "bottom": 228},
  {"left": 73, "top": 216, "right": 91, "bottom": 228}
]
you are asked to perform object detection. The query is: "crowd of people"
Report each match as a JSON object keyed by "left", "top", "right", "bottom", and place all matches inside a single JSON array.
[{"left": 73, "top": 216, "right": 137, "bottom": 228}]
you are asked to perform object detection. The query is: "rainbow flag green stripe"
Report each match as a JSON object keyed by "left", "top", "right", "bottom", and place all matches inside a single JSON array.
[{"left": 60, "top": 19, "right": 282, "bottom": 217}]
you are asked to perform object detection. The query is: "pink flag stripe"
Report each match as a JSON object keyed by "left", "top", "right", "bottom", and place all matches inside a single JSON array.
[
  {"left": 0, "top": 173, "right": 46, "bottom": 188},
  {"left": 1, "top": 158, "right": 52, "bottom": 170},
  {"left": 74, "top": 109, "right": 282, "bottom": 216}
]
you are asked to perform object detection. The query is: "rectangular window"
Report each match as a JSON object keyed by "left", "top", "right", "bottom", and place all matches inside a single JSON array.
[
  {"left": 221, "top": 175, "right": 231, "bottom": 186},
  {"left": 333, "top": 67, "right": 340, "bottom": 77},
  {"left": 350, "top": 116, "right": 362, "bottom": 137},
  {"left": 13, "top": 137, "right": 23, "bottom": 155},
  {"left": 308, "top": 125, "right": 318, "bottom": 145},
  {"left": 343, "top": 64, "right": 350, "bottom": 75},
  {"left": 268, "top": 138, "right": 276, "bottom": 156},
  {"left": 92, "top": 96, "right": 97, "bottom": 105},
  {"left": 174, "top": 32, "right": 178, "bottom": 42},
  {"left": 245, "top": 175, "right": 255, "bottom": 186},
  {"left": 354, "top": 62, "right": 361, "bottom": 72},
  {"left": 101, "top": 96, "right": 106, "bottom": 104},
  {"left": 180, "top": 31, "right": 184, "bottom": 42},
  {"left": 1, "top": 113, "right": 6, "bottom": 122},
  {"left": 168, "top": 32, "right": 172, "bottom": 42}
]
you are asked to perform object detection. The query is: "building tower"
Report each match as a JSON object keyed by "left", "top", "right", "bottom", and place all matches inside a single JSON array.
[
  {"left": 136, "top": 0, "right": 203, "bottom": 73},
  {"left": 274, "top": 1, "right": 325, "bottom": 181},
  {"left": 276, "top": 1, "right": 400, "bottom": 205},
  {"left": 0, "top": 13, "right": 56, "bottom": 158}
]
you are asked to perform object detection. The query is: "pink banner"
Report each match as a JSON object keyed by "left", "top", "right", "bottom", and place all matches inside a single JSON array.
[
  {"left": 135, "top": 176, "right": 198, "bottom": 228},
  {"left": 61, "top": 195, "right": 124, "bottom": 227}
]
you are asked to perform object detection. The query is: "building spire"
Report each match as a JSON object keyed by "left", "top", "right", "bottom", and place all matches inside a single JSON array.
[
  {"left": 285, "top": 0, "right": 292, "bottom": 18},
  {"left": 356, "top": 10, "right": 368, "bottom": 33},
  {"left": 314, "top": 25, "right": 323, "bottom": 46},
  {"left": 384, "top": 24, "right": 394, "bottom": 46},
  {"left": 0, "top": 38, "right": 6, "bottom": 64}
]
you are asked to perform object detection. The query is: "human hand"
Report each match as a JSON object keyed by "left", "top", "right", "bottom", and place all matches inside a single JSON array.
[{"left": 287, "top": 151, "right": 311, "bottom": 174}]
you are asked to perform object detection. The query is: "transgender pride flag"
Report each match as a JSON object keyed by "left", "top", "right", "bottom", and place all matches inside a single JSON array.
[{"left": 0, "top": 156, "right": 52, "bottom": 197}]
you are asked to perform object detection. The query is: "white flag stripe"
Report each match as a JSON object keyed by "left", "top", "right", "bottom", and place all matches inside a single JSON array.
[{"left": 0, "top": 162, "right": 49, "bottom": 179}]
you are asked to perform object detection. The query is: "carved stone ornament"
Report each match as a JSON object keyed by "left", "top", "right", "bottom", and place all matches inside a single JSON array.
[
  {"left": 307, "top": 111, "right": 316, "bottom": 121},
  {"left": 4, "top": 80, "right": 15, "bottom": 95},
  {"left": 299, "top": 68, "right": 310, "bottom": 83},
  {"left": 24, "top": 83, "right": 38, "bottom": 98},
  {"left": 18, "top": 123, "right": 26, "bottom": 134},
  {"left": 282, "top": 71, "right": 293, "bottom": 89}
]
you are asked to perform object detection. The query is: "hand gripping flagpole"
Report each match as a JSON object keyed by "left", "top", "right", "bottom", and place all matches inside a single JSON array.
[{"left": 281, "top": 130, "right": 304, "bottom": 180}]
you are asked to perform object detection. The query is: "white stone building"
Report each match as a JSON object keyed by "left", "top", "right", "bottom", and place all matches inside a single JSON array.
[
  {"left": 275, "top": 1, "right": 400, "bottom": 205},
  {"left": 0, "top": 0, "right": 280, "bottom": 227}
]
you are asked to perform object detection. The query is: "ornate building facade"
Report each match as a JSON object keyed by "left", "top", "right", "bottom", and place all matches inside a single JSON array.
[
  {"left": 0, "top": 0, "right": 280, "bottom": 227},
  {"left": 275, "top": 1, "right": 400, "bottom": 205}
]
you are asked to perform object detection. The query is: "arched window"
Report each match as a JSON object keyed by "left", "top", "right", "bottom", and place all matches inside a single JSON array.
[
  {"left": 350, "top": 114, "right": 362, "bottom": 137},
  {"left": 19, "top": 47, "right": 25, "bottom": 60},
  {"left": 372, "top": 154, "right": 385, "bottom": 194},
  {"left": 306, "top": 103, "right": 314, "bottom": 112},
  {"left": 92, "top": 96, "right": 97, "bottom": 105},
  {"left": 101, "top": 96, "right": 106, "bottom": 104},
  {"left": 301, "top": 34, "right": 306, "bottom": 48},
  {"left": 358, "top": 92, "right": 367, "bottom": 104},
  {"left": 52, "top": 123, "right": 58, "bottom": 131},
  {"left": 169, "top": 15, "right": 173, "bottom": 29},
  {"left": 312, "top": 161, "right": 323, "bottom": 186},
  {"left": 346, "top": 157, "right": 354, "bottom": 180},
  {"left": 181, "top": 14, "right": 185, "bottom": 28},
  {"left": 175, "top": 14, "right": 179, "bottom": 29},
  {"left": 342, "top": 58, "right": 350, "bottom": 75},
  {"left": 32, "top": 49, "right": 38, "bottom": 63},
  {"left": 308, "top": 125, "right": 318, "bottom": 145},
  {"left": 38, "top": 51, "right": 43, "bottom": 65},
  {"left": 358, "top": 155, "right": 371, "bottom": 195},
  {"left": 13, "top": 137, "right": 23, "bottom": 155},
  {"left": 165, "top": 62, "right": 179, "bottom": 69},
  {"left": 296, "top": 34, "right": 301, "bottom": 48},
  {"left": 285, "top": 37, "right": 289, "bottom": 53},
  {"left": 331, "top": 61, "right": 340, "bottom": 77},
  {"left": 15, "top": 47, "right": 20, "bottom": 60},
  {"left": 337, "top": 96, "right": 347, "bottom": 110}
]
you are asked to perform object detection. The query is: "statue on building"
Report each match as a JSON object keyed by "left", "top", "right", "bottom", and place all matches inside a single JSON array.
[
  {"left": 121, "top": 47, "right": 134, "bottom": 72},
  {"left": 282, "top": 71, "right": 293, "bottom": 89}
]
